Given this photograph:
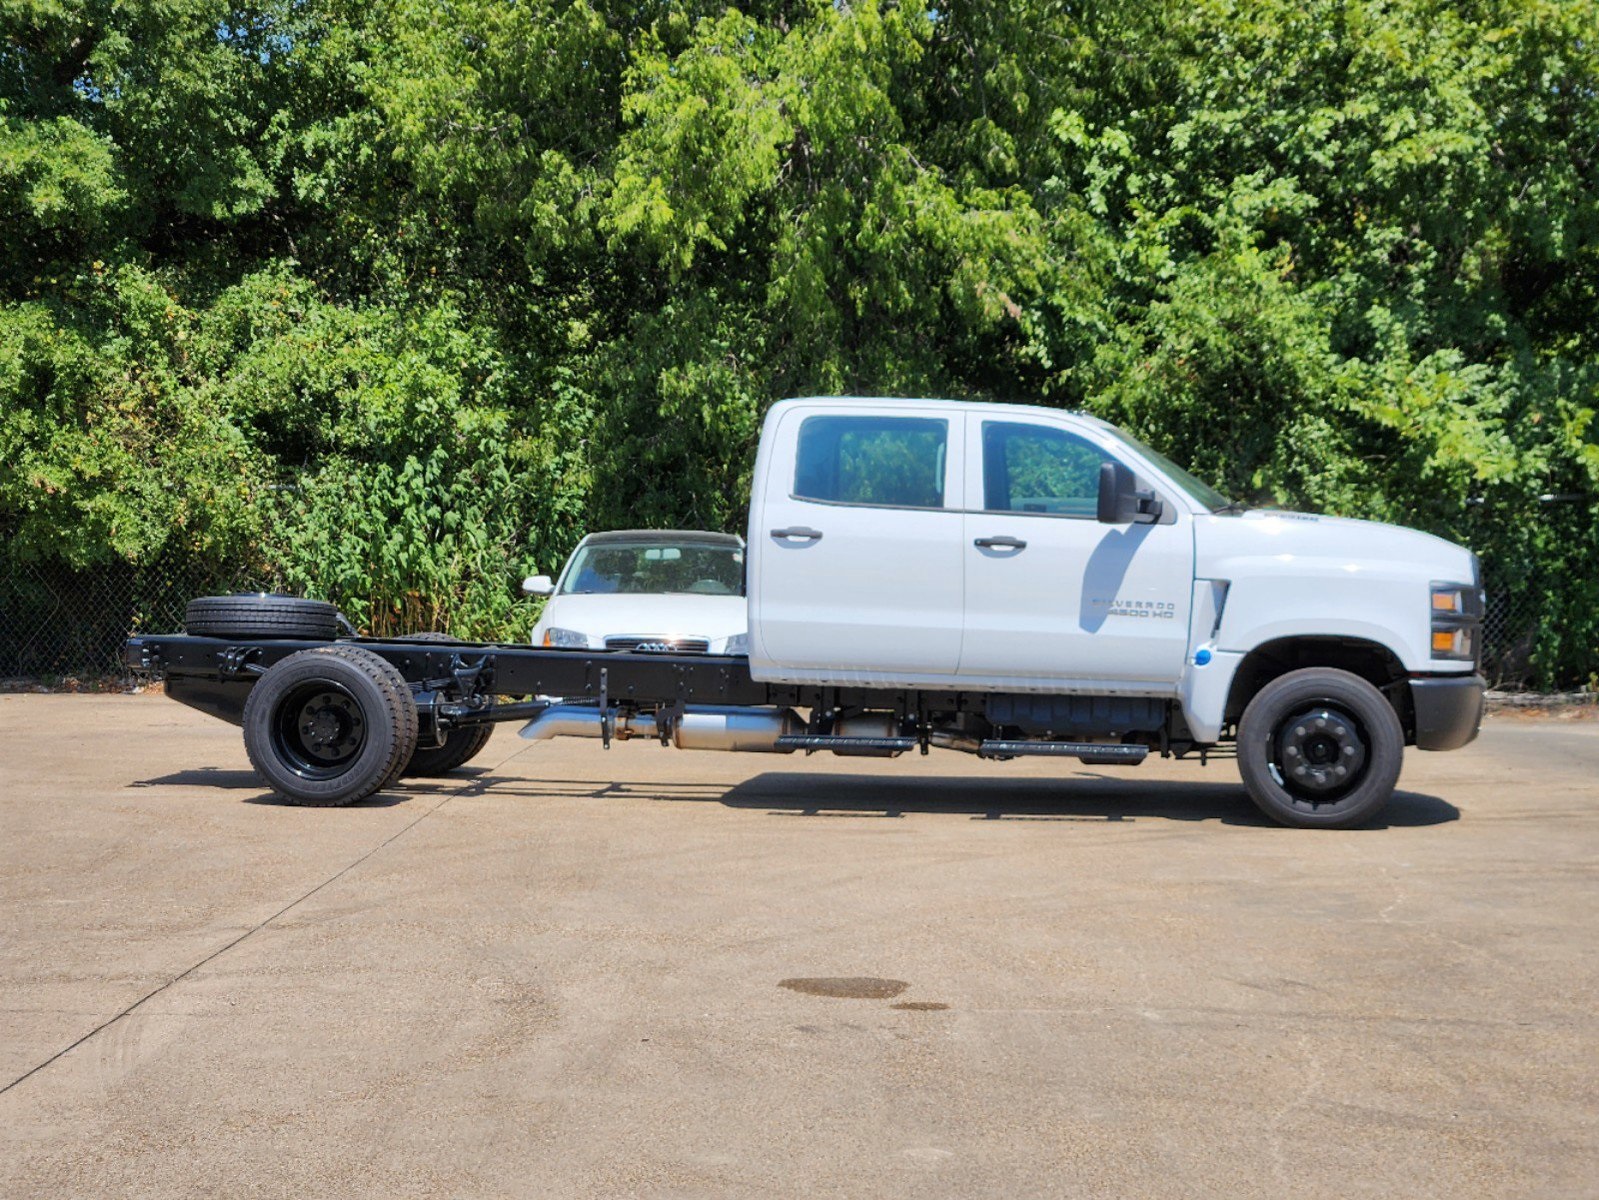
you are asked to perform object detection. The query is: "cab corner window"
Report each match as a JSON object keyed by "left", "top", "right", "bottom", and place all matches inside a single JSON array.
[
  {"left": 794, "top": 415, "right": 948, "bottom": 509},
  {"left": 982, "top": 421, "right": 1109, "bottom": 518}
]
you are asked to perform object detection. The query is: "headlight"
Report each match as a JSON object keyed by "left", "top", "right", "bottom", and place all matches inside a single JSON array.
[
  {"left": 723, "top": 632, "right": 749, "bottom": 656},
  {"left": 1430, "top": 626, "right": 1476, "bottom": 660},
  {"left": 1429, "top": 581, "right": 1483, "bottom": 663},
  {"left": 541, "top": 626, "right": 590, "bottom": 648}
]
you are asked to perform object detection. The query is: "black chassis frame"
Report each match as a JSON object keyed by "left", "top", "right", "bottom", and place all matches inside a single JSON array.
[{"left": 126, "top": 633, "right": 1173, "bottom": 752}]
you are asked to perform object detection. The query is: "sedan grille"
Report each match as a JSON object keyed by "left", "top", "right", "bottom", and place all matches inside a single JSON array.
[{"left": 604, "top": 636, "right": 711, "bottom": 654}]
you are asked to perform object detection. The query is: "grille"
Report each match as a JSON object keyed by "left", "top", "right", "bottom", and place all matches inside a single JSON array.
[{"left": 603, "top": 636, "right": 711, "bottom": 654}]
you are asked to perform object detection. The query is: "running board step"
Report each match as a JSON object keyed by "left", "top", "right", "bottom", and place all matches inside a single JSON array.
[
  {"left": 775, "top": 735, "right": 919, "bottom": 752},
  {"left": 978, "top": 741, "right": 1148, "bottom": 763}
]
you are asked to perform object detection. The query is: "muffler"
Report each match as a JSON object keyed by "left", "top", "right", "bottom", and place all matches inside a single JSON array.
[
  {"left": 518, "top": 704, "right": 804, "bottom": 753},
  {"left": 670, "top": 706, "right": 807, "bottom": 752},
  {"left": 828, "top": 714, "right": 906, "bottom": 757}
]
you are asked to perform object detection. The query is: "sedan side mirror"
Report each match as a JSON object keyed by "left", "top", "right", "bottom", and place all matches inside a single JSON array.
[
  {"left": 522, "top": 574, "right": 555, "bottom": 597},
  {"left": 1097, "top": 461, "right": 1164, "bottom": 525}
]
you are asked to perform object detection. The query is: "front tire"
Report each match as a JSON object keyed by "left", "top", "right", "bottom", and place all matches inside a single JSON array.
[
  {"left": 1237, "top": 667, "right": 1403, "bottom": 829},
  {"left": 242, "top": 646, "right": 419, "bottom": 806}
]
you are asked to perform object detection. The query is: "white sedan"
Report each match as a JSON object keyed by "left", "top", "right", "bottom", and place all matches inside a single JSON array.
[{"left": 524, "top": 530, "right": 747, "bottom": 655}]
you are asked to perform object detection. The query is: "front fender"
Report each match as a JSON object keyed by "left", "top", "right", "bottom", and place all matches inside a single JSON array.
[{"left": 1211, "top": 567, "right": 1432, "bottom": 670}]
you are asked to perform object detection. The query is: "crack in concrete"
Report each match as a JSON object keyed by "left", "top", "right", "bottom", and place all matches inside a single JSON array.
[{"left": 0, "top": 739, "right": 533, "bottom": 1097}]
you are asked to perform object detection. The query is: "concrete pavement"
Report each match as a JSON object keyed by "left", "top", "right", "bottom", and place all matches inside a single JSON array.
[{"left": 0, "top": 694, "right": 1594, "bottom": 1197}]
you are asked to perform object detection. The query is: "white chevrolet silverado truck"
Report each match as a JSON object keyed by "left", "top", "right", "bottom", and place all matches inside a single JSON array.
[{"left": 129, "top": 396, "right": 1485, "bottom": 828}]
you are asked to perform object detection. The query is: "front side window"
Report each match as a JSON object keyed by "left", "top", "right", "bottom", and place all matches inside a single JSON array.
[
  {"left": 794, "top": 415, "right": 948, "bottom": 509},
  {"left": 982, "top": 421, "right": 1110, "bottom": 517},
  {"left": 1099, "top": 425, "right": 1232, "bottom": 511}
]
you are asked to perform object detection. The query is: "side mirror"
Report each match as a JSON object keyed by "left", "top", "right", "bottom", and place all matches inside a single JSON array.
[
  {"left": 1097, "top": 462, "right": 1164, "bottom": 525},
  {"left": 522, "top": 574, "right": 555, "bottom": 597}
]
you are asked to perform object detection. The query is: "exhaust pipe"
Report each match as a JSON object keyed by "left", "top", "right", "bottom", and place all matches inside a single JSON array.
[
  {"left": 513, "top": 703, "right": 600, "bottom": 741},
  {"left": 519, "top": 704, "right": 804, "bottom": 753},
  {"left": 927, "top": 728, "right": 982, "bottom": 755}
]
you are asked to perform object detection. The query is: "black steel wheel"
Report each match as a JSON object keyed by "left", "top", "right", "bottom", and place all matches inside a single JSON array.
[
  {"left": 242, "top": 646, "right": 418, "bottom": 806},
  {"left": 185, "top": 594, "right": 343, "bottom": 640},
  {"left": 1237, "top": 667, "right": 1403, "bottom": 829},
  {"left": 272, "top": 683, "right": 368, "bottom": 780},
  {"left": 402, "top": 724, "right": 494, "bottom": 777}
]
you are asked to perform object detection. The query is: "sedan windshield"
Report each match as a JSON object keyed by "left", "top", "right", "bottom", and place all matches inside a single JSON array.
[{"left": 559, "top": 542, "right": 745, "bottom": 596}]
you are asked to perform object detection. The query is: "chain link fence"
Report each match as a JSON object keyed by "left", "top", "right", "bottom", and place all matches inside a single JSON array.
[
  {"left": 0, "top": 557, "right": 277, "bottom": 687},
  {"left": 0, "top": 556, "right": 1556, "bottom": 690},
  {"left": 1478, "top": 589, "right": 1542, "bottom": 692}
]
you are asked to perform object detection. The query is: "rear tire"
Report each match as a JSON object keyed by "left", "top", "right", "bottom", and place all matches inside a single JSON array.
[
  {"left": 186, "top": 594, "right": 342, "bottom": 640},
  {"left": 242, "top": 646, "right": 418, "bottom": 806},
  {"left": 1237, "top": 667, "right": 1403, "bottom": 829},
  {"left": 388, "top": 633, "right": 493, "bottom": 775},
  {"left": 403, "top": 724, "right": 494, "bottom": 776}
]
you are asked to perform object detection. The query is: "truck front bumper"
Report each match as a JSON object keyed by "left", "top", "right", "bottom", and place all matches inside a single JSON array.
[{"left": 1409, "top": 674, "right": 1485, "bottom": 751}]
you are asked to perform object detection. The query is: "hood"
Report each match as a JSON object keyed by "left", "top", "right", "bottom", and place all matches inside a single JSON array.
[
  {"left": 1196, "top": 509, "right": 1476, "bottom": 584},
  {"left": 533, "top": 592, "right": 748, "bottom": 644}
]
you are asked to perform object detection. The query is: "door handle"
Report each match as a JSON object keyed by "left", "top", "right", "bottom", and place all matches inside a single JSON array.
[
  {"left": 974, "top": 535, "right": 1027, "bottom": 550},
  {"left": 770, "top": 526, "right": 824, "bottom": 542}
]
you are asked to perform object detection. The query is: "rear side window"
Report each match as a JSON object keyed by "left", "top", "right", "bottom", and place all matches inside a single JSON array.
[
  {"left": 794, "top": 415, "right": 948, "bottom": 509},
  {"left": 982, "top": 421, "right": 1109, "bottom": 517}
]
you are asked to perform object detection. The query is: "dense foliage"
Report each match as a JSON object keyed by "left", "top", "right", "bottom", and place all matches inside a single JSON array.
[{"left": 2, "top": 0, "right": 1595, "bottom": 682}]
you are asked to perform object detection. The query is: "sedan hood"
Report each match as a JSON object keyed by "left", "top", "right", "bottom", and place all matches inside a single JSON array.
[{"left": 534, "top": 593, "right": 748, "bottom": 644}]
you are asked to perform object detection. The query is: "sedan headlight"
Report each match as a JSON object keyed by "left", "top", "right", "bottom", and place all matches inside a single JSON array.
[
  {"left": 541, "top": 626, "right": 591, "bottom": 648},
  {"left": 723, "top": 632, "right": 749, "bottom": 656}
]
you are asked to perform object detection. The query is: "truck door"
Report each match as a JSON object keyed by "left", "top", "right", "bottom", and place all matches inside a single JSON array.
[
  {"left": 749, "top": 404, "right": 965, "bottom": 682},
  {"left": 958, "top": 414, "right": 1193, "bottom": 690}
]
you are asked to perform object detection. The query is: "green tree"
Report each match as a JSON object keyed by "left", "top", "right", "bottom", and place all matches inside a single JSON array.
[{"left": 1, "top": 0, "right": 1594, "bottom": 684}]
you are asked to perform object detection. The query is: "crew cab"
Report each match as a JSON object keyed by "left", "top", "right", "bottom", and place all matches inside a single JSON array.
[{"left": 127, "top": 396, "right": 1484, "bottom": 829}]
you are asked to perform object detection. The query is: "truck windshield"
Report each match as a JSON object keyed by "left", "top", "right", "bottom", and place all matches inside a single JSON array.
[
  {"left": 559, "top": 542, "right": 746, "bottom": 596},
  {"left": 1100, "top": 427, "right": 1233, "bottom": 512}
]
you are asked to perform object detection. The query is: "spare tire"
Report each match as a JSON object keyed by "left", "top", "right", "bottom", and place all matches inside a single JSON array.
[{"left": 185, "top": 594, "right": 342, "bottom": 640}]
